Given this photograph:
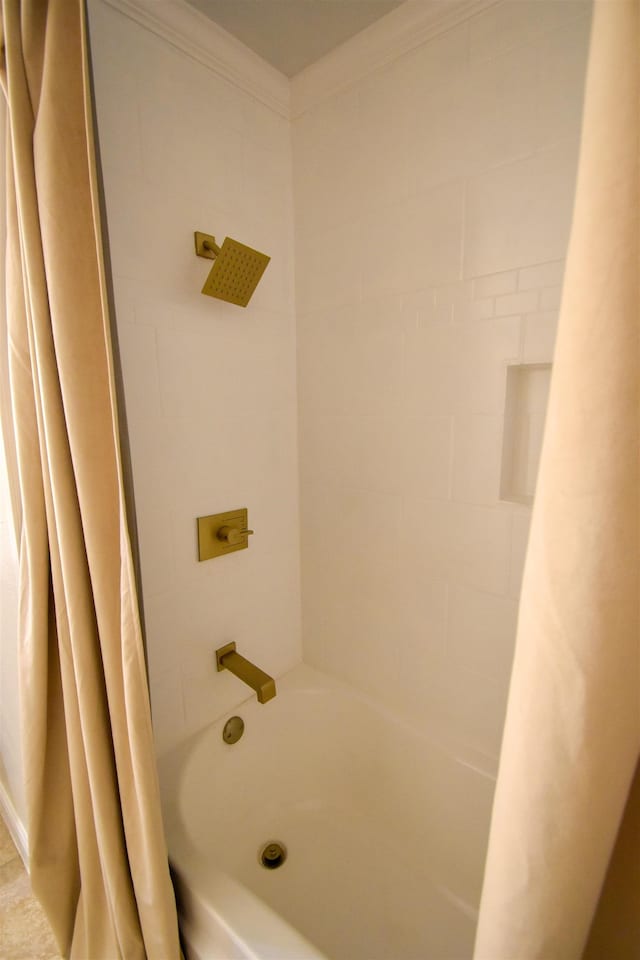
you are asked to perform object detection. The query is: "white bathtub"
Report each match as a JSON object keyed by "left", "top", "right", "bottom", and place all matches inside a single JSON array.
[{"left": 158, "top": 664, "right": 495, "bottom": 960}]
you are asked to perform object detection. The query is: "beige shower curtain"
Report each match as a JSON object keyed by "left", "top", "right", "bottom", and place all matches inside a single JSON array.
[
  {"left": 474, "top": 2, "right": 639, "bottom": 958},
  {"left": 0, "top": 1, "right": 181, "bottom": 957}
]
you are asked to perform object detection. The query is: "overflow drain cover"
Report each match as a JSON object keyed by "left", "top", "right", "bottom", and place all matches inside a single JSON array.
[
  {"left": 259, "top": 841, "right": 287, "bottom": 870},
  {"left": 222, "top": 716, "right": 244, "bottom": 744}
]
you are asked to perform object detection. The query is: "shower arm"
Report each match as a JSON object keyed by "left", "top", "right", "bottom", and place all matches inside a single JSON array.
[{"left": 202, "top": 238, "right": 221, "bottom": 258}]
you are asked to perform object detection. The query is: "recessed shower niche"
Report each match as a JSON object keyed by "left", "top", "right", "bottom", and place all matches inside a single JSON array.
[{"left": 500, "top": 363, "right": 552, "bottom": 505}]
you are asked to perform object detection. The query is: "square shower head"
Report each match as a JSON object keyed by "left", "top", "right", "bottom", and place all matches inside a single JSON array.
[{"left": 201, "top": 236, "right": 270, "bottom": 307}]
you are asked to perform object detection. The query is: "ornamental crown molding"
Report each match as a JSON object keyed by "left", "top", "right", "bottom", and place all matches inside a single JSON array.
[
  {"left": 290, "top": 0, "right": 500, "bottom": 118},
  {"left": 100, "top": 0, "right": 500, "bottom": 120},
  {"left": 99, "top": 0, "right": 291, "bottom": 118}
]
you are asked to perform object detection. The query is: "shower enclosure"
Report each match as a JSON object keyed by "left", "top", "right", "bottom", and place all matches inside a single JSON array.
[{"left": 86, "top": 0, "right": 592, "bottom": 954}]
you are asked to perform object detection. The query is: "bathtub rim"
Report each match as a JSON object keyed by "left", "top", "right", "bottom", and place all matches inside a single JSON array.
[{"left": 171, "top": 856, "right": 327, "bottom": 960}]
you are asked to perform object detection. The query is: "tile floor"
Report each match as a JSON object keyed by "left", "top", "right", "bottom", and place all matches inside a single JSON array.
[{"left": 0, "top": 816, "right": 60, "bottom": 959}]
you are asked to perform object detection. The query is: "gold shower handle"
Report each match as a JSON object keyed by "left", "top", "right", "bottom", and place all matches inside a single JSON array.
[
  {"left": 196, "top": 509, "right": 253, "bottom": 560},
  {"left": 217, "top": 525, "right": 254, "bottom": 546}
]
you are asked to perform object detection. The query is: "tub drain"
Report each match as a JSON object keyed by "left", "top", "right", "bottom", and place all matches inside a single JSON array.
[{"left": 259, "top": 841, "right": 287, "bottom": 870}]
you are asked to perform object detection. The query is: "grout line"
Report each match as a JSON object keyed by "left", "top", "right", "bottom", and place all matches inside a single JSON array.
[
  {"left": 446, "top": 416, "right": 456, "bottom": 502},
  {"left": 459, "top": 178, "right": 468, "bottom": 284}
]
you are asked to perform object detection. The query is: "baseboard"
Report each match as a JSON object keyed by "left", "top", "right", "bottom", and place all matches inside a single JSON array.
[{"left": 0, "top": 777, "right": 29, "bottom": 868}]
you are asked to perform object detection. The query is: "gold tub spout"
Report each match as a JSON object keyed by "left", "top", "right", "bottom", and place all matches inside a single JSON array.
[{"left": 215, "top": 642, "right": 276, "bottom": 704}]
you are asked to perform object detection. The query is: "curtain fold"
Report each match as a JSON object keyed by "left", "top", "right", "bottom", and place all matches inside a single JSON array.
[
  {"left": 0, "top": 1, "right": 182, "bottom": 956},
  {"left": 474, "top": 2, "right": 639, "bottom": 958}
]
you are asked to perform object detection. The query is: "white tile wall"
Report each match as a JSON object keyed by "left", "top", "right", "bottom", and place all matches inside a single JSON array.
[
  {"left": 524, "top": 310, "right": 560, "bottom": 361},
  {"left": 465, "top": 42, "right": 540, "bottom": 172},
  {"left": 448, "top": 586, "right": 519, "bottom": 688},
  {"left": 464, "top": 142, "right": 579, "bottom": 278},
  {"left": 88, "top": 0, "right": 301, "bottom": 754},
  {"left": 451, "top": 414, "right": 504, "bottom": 506},
  {"left": 294, "top": 0, "right": 591, "bottom": 778},
  {"left": 299, "top": 322, "right": 404, "bottom": 417},
  {"left": 473, "top": 270, "right": 517, "bottom": 300},
  {"left": 89, "top": 0, "right": 591, "bottom": 782},
  {"left": 468, "top": 1, "right": 589, "bottom": 64},
  {"left": 537, "top": 14, "right": 594, "bottom": 145}
]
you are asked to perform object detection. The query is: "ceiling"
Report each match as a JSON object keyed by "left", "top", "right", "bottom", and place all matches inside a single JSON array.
[{"left": 185, "top": 0, "right": 404, "bottom": 77}]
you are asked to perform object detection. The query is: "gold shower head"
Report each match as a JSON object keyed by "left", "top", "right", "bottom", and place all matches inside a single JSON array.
[{"left": 194, "top": 231, "right": 270, "bottom": 307}]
